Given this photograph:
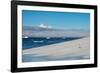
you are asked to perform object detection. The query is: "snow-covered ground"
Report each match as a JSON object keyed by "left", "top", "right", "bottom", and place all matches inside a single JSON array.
[{"left": 23, "top": 37, "right": 90, "bottom": 61}]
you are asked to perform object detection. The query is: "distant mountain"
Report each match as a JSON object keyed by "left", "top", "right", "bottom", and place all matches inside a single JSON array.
[
  {"left": 23, "top": 24, "right": 53, "bottom": 31},
  {"left": 23, "top": 26, "right": 53, "bottom": 31},
  {"left": 22, "top": 25, "right": 89, "bottom": 38},
  {"left": 37, "top": 24, "right": 52, "bottom": 29}
]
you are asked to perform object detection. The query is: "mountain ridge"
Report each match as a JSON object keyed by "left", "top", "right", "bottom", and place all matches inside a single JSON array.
[{"left": 22, "top": 26, "right": 89, "bottom": 38}]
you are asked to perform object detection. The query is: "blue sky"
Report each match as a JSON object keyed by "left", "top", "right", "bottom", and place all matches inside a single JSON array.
[{"left": 22, "top": 10, "right": 90, "bottom": 30}]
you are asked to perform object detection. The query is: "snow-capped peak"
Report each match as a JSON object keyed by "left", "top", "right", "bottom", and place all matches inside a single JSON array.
[{"left": 38, "top": 24, "right": 52, "bottom": 28}]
